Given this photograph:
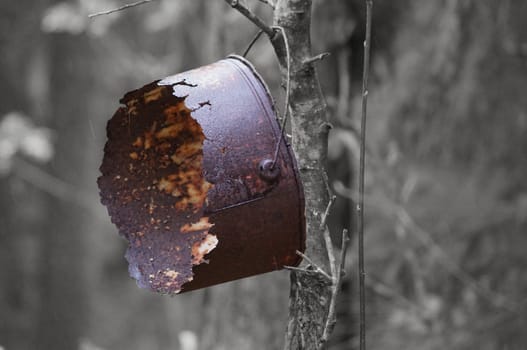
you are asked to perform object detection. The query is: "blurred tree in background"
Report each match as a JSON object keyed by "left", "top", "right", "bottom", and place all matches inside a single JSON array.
[{"left": 1, "top": 0, "right": 526, "bottom": 349}]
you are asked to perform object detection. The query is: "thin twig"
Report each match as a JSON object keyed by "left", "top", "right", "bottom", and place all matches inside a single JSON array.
[
  {"left": 320, "top": 229, "right": 351, "bottom": 349},
  {"left": 322, "top": 168, "right": 332, "bottom": 199},
  {"left": 296, "top": 250, "right": 332, "bottom": 281},
  {"left": 12, "top": 157, "right": 103, "bottom": 219},
  {"left": 358, "top": 1, "right": 373, "bottom": 350},
  {"left": 321, "top": 195, "right": 338, "bottom": 280},
  {"left": 319, "top": 195, "right": 337, "bottom": 230},
  {"left": 283, "top": 266, "right": 326, "bottom": 279},
  {"left": 366, "top": 275, "right": 425, "bottom": 314},
  {"left": 283, "top": 265, "right": 310, "bottom": 273},
  {"left": 243, "top": 29, "right": 265, "bottom": 57},
  {"left": 256, "top": 0, "right": 275, "bottom": 9},
  {"left": 88, "top": 0, "right": 157, "bottom": 18},
  {"left": 303, "top": 52, "right": 330, "bottom": 66},
  {"left": 396, "top": 209, "right": 517, "bottom": 312},
  {"left": 334, "top": 181, "right": 523, "bottom": 314},
  {"left": 270, "top": 25, "right": 291, "bottom": 169},
  {"left": 324, "top": 227, "right": 337, "bottom": 283},
  {"left": 224, "top": 0, "right": 275, "bottom": 37},
  {"left": 336, "top": 47, "right": 352, "bottom": 126}
]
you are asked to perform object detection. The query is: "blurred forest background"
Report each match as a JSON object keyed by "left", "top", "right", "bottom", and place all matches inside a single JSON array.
[{"left": 1, "top": 0, "right": 526, "bottom": 349}]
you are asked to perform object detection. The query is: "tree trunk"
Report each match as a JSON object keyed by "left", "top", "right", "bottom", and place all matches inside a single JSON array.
[
  {"left": 35, "top": 33, "right": 89, "bottom": 350},
  {"left": 271, "top": 1, "right": 332, "bottom": 349}
]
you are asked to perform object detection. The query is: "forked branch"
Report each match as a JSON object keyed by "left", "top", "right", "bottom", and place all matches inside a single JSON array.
[{"left": 224, "top": 0, "right": 275, "bottom": 37}]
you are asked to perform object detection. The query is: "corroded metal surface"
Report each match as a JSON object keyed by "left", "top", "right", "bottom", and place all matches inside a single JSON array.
[{"left": 98, "top": 55, "right": 305, "bottom": 294}]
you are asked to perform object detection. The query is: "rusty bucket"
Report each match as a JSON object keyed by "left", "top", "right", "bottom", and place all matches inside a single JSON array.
[{"left": 98, "top": 55, "right": 305, "bottom": 294}]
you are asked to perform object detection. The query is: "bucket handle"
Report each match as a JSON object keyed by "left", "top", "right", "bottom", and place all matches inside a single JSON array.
[{"left": 239, "top": 26, "right": 292, "bottom": 174}]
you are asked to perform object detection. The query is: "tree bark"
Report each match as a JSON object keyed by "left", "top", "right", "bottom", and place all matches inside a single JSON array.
[{"left": 270, "top": 1, "right": 332, "bottom": 349}]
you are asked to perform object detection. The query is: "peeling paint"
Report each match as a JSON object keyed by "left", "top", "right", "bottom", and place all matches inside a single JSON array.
[
  {"left": 143, "top": 86, "right": 164, "bottom": 103},
  {"left": 191, "top": 234, "right": 218, "bottom": 265},
  {"left": 126, "top": 99, "right": 139, "bottom": 116},
  {"left": 132, "top": 136, "right": 143, "bottom": 147},
  {"left": 163, "top": 269, "right": 179, "bottom": 279},
  {"left": 180, "top": 217, "right": 213, "bottom": 233}
]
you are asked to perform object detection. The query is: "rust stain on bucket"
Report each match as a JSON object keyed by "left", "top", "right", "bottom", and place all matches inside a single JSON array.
[{"left": 98, "top": 56, "right": 305, "bottom": 294}]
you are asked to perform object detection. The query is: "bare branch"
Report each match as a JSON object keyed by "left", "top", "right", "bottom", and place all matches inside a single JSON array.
[
  {"left": 336, "top": 47, "right": 352, "bottom": 126},
  {"left": 358, "top": 1, "right": 373, "bottom": 350},
  {"left": 320, "top": 229, "right": 351, "bottom": 349},
  {"left": 302, "top": 52, "right": 330, "bottom": 66},
  {"left": 295, "top": 250, "right": 332, "bottom": 281},
  {"left": 88, "top": 0, "right": 158, "bottom": 18},
  {"left": 224, "top": 0, "right": 275, "bottom": 37},
  {"left": 323, "top": 227, "right": 337, "bottom": 282},
  {"left": 321, "top": 196, "right": 338, "bottom": 282},
  {"left": 12, "top": 157, "right": 102, "bottom": 219},
  {"left": 256, "top": 0, "right": 275, "bottom": 9},
  {"left": 284, "top": 266, "right": 328, "bottom": 279},
  {"left": 396, "top": 209, "right": 517, "bottom": 312},
  {"left": 319, "top": 194, "right": 337, "bottom": 230},
  {"left": 334, "top": 180, "right": 523, "bottom": 314}
]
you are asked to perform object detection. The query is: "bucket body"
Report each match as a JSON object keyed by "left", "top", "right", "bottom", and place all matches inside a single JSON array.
[{"left": 98, "top": 56, "right": 305, "bottom": 293}]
